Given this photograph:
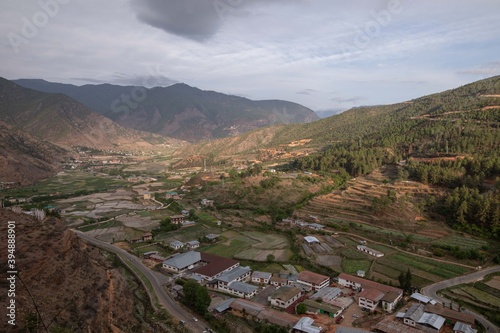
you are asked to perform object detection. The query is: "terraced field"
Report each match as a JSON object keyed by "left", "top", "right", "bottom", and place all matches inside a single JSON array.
[{"left": 296, "top": 166, "right": 443, "bottom": 233}]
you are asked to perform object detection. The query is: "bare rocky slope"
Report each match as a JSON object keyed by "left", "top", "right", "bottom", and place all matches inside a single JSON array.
[
  {"left": 0, "top": 78, "right": 180, "bottom": 150},
  {"left": 0, "top": 209, "right": 161, "bottom": 332},
  {"left": 0, "top": 121, "right": 69, "bottom": 185}
]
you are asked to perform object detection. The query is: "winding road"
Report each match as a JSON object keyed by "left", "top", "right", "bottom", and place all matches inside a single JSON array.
[
  {"left": 421, "top": 266, "right": 500, "bottom": 333},
  {"left": 74, "top": 230, "right": 206, "bottom": 333}
]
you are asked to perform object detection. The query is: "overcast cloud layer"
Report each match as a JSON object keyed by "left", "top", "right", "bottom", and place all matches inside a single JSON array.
[{"left": 1, "top": 0, "right": 499, "bottom": 112}]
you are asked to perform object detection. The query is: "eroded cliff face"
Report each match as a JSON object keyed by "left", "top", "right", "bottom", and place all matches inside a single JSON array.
[{"left": 0, "top": 209, "right": 147, "bottom": 332}]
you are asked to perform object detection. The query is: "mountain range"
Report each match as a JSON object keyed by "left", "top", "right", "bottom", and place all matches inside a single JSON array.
[
  {"left": 14, "top": 79, "right": 319, "bottom": 142},
  {"left": 179, "top": 75, "right": 500, "bottom": 159},
  {"left": 0, "top": 78, "right": 181, "bottom": 184}
]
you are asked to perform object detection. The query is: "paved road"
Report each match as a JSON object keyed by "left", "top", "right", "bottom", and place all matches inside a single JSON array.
[
  {"left": 422, "top": 266, "right": 500, "bottom": 333},
  {"left": 75, "top": 231, "right": 207, "bottom": 333}
]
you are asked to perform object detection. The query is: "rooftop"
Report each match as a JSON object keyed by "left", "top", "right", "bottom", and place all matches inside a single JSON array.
[
  {"left": 338, "top": 273, "right": 403, "bottom": 295},
  {"left": 382, "top": 291, "right": 402, "bottom": 303},
  {"left": 163, "top": 251, "right": 201, "bottom": 270},
  {"left": 310, "top": 287, "right": 342, "bottom": 301},
  {"left": 192, "top": 252, "right": 239, "bottom": 278},
  {"left": 213, "top": 298, "right": 235, "bottom": 313},
  {"left": 269, "top": 286, "right": 302, "bottom": 302},
  {"left": 411, "top": 292, "right": 437, "bottom": 304},
  {"left": 293, "top": 317, "right": 322, "bottom": 333},
  {"left": 298, "top": 270, "right": 329, "bottom": 285},
  {"left": 205, "top": 233, "right": 220, "bottom": 239},
  {"left": 358, "top": 288, "right": 384, "bottom": 302},
  {"left": 218, "top": 266, "right": 251, "bottom": 283},
  {"left": 417, "top": 313, "right": 446, "bottom": 330},
  {"left": 303, "top": 299, "right": 341, "bottom": 315},
  {"left": 252, "top": 271, "right": 272, "bottom": 279},
  {"left": 228, "top": 281, "right": 258, "bottom": 294},
  {"left": 304, "top": 236, "right": 320, "bottom": 243},
  {"left": 230, "top": 299, "right": 264, "bottom": 316},
  {"left": 404, "top": 303, "right": 425, "bottom": 321},
  {"left": 424, "top": 304, "right": 475, "bottom": 325},
  {"left": 453, "top": 321, "right": 478, "bottom": 333}
]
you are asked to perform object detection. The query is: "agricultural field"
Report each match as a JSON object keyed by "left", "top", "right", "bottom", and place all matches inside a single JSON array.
[
  {"left": 58, "top": 188, "right": 153, "bottom": 221},
  {"left": 431, "top": 235, "right": 489, "bottom": 251},
  {"left": 296, "top": 166, "right": 445, "bottom": 237},
  {"left": 199, "top": 230, "right": 292, "bottom": 262},
  {"left": 441, "top": 273, "right": 500, "bottom": 326},
  {"left": 372, "top": 252, "right": 471, "bottom": 287},
  {"left": 155, "top": 223, "right": 222, "bottom": 243},
  {"left": 2, "top": 170, "right": 125, "bottom": 198},
  {"left": 341, "top": 259, "right": 372, "bottom": 274}
]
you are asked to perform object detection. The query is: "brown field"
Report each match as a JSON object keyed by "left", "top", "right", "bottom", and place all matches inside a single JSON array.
[
  {"left": 295, "top": 166, "right": 445, "bottom": 235},
  {"left": 486, "top": 276, "right": 500, "bottom": 290}
]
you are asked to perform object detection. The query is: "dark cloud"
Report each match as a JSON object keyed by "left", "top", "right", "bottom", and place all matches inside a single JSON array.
[
  {"left": 130, "top": 0, "right": 222, "bottom": 41},
  {"left": 130, "top": 0, "right": 306, "bottom": 42}
]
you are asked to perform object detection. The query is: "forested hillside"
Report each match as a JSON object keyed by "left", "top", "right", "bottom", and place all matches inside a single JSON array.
[{"left": 292, "top": 76, "right": 500, "bottom": 239}]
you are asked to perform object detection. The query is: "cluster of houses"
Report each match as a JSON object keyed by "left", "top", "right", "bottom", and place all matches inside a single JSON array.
[
  {"left": 374, "top": 293, "right": 477, "bottom": 333},
  {"left": 282, "top": 218, "right": 326, "bottom": 231},
  {"left": 163, "top": 250, "right": 331, "bottom": 301},
  {"left": 158, "top": 247, "right": 479, "bottom": 333},
  {"left": 129, "top": 232, "right": 153, "bottom": 244}
]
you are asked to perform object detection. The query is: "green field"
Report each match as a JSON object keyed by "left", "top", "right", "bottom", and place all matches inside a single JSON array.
[
  {"left": 432, "top": 235, "right": 489, "bottom": 250},
  {"left": 198, "top": 231, "right": 292, "bottom": 261},
  {"left": 441, "top": 274, "right": 500, "bottom": 326},
  {"left": 3, "top": 171, "right": 125, "bottom": 198},
  {"left": 342, "top": 259, "right": 372, "bottom": 274},
  {"left": 371, "top": 252, "right": 471, "bottom": 287}
]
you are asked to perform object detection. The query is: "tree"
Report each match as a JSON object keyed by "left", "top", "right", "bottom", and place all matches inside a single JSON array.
[
  {"left": 182, "top": 280, "right": 211, "bottom": 315},
  {"left": 296, "top": 303, "right": 307, "bottom": 315},
  {"left": 266, "top": 254, "right": 275, "bottom": 263},
  {"left": 399, "top": 269, "right": 412, "bottom": 293}
]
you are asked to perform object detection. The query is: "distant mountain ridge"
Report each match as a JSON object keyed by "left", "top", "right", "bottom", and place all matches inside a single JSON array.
[
  {"left": 0, "top": 78, "right": 177, "bottom": 150},
  {"left": 14, "top": 79, "right": 319, "bottom": 142},
  {"left": 178, "top": 75, "right": 500, "bottom": 158}
]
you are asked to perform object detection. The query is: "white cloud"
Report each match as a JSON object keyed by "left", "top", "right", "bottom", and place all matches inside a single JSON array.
[{"left": 0, "top": 0, "right": 499, "bottom": 110}]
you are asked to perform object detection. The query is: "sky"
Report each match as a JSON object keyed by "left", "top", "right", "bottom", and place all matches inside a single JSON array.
[{"left": 1, "top": 0, "right": 500, "bottom": 115}]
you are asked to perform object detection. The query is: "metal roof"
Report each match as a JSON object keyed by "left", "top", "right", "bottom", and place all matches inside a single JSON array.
[
  {"left": 453, "top": 322, "right": 477, "bottom": 333},
  {"left": 162, "top": 251, "right": 201, "bottom": 269},
  {"left": 417, "top": 313, "right": 446, "bottom": 330},
  {"left": 293, "top": 317, "right": 322, "bottom": 333},
  {"left": 170, "top": 240, "right": 184, "bottom": 246},
  {"left": 404, "top": 303, "right": 425, "bottom": 321},
  {"left": 304, "top": 236, "right": 320, "bottom": 243},
  {"left": 310, "top": 287, "right": 342, "bottom": 300},
  {"left": 228, "top": 281, "right": 258, "bottom": 294},
  {"left": 214, "top": 298, "right": 235, "bottom": 313},
  {"left": 218, "top": 266, "right": 251, "bottom": 283},
  {"left": 252, "top": 271, "right": 272, "bottom": 279},
  {"left": 411, "top": 292, "right": 436, "bottom": 304}
]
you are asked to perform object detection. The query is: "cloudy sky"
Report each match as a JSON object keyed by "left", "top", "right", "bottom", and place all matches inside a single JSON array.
[{"left": 1, "top": 0, "right": 499, "bottom": 114}]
